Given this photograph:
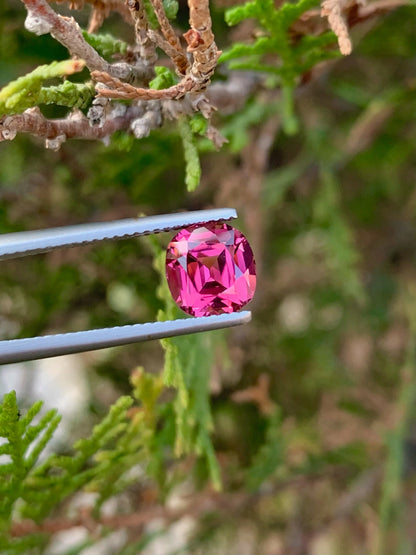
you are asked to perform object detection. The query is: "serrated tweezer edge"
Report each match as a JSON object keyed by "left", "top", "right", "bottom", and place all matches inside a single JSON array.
[
  {"left": 0, "top": 208, "right": 237, "bottom": 260},
  {"left": 0, "top": 208, "right": 252, "bottom": 365},
  {"left": 0, "top": 312, "right": 251, "bottom": 365}
]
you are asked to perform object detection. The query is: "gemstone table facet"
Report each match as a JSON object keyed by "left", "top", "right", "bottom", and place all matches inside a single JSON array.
[{"left": 165, "top": 223, "right": 256, "bottom": 317}]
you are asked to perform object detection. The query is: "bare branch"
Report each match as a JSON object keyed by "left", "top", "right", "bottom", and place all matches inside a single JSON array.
[
  {"left": 354, "top": 0, "right": 409, "bottom": 19},
  {"left": 185, "top": 0, "right": 220, "bottom": 83},
  {"left": 53, "top": 0, "right": 133, "bottom": 28},
  {"left": 91, "top": 70, "right": 196, "bottom": 99},
  {"left": 22, "top": 0, "right": 110, "bottom": 71},
  {"left": 321, "top": 0, "right": 352, "bottom": 55},
  {"left": 231, "top": 374, "right": 275, "bottom": 416},
  {"left": 93, "top": 0, "right": 220, "bottom": 101},
  {"left": 149, "top": 0, "right": 188, "bottom": 75},
  {"left": 303, "top": 0, "right": 409, "bottom": 53},
  {"left": 0, "top": 105, "right": 143, "bottom": 147},
  {"left": 126, "top": 0, "right": 157, "bottom": 66},
  {"left": 21, "top": 0, "right": 145, "bottom": 81}
]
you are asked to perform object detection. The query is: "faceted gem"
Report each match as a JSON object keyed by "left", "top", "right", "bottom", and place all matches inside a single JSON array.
[{"left": 165, "top": 222, "right": 256, "bottom": 317}]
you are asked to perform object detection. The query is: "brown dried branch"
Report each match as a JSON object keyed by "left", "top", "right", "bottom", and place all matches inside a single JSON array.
[
  {"left": 93, "top": 0, "right": 220, "bottom": 101},
  {"left": 91, "top": 70, "right": 194, "bottom": 99},
  {"left": 0, "top": 76, "right": 244, "bottom": 144},
  {"left": 186, "top": 0, "right": 220, "bottom": 83},
  {"left": 53, "top": 0, "right": 133, "bottom": 29},
  {"left": 126, "top": 0, "right": 157, "bottom": 66},
  {"left": 149, "top": 0, "right": 188, "bottom": 75},
  {"left": 352, "top": 0, "right": 409, "bottom": 20},
  {"left": 344, "top": 101, "right": 394, "bottom": 158},
  {"left": 88, "top": 8, "right": 105, "bottom": 33},
  {"left": 15, "top": 0, "right": 407, "bottom": 145},
  {"left": 321, "top": 0, "right": 353, "bottom": 55},
  {"left": 0, "top": 105, "right": 144, "bottom": 147},
  {"left": 147, "top": 28, "right": 184, "bottom": 64},
  {"left": 231, "top": 374, "right": 275, "bottom": 415},
  {"left": 304, "top": 0, "right": 409, "bottom": 54},
  {"left": 302, "top": 0, "right": 408, "bottom": 23}
]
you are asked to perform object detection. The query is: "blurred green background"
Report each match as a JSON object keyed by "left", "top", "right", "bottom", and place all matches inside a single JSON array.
[{"left": 2, "top": 0, "right": 416, "bottom": 553}]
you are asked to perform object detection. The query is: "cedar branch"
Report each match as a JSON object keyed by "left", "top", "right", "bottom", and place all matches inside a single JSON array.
[
  {"left": 0, "top": 105, "right": 143, "bottom": 144},
  {"left": 93, "top": 0, "right": 220, "bottom": 101},
  {"left": 22, "top": 0, "right": 110, "bottom": 72},
  {"left": 10, "top": 467, "right": 356, "bottom": 538},
  {"left": 126, "top": 0, "right": 157, "bottom": 65},
  {"left": 149, "top": 0, "right": 189, "bottom": 75},
  {"left": 52, "top": 0, "right": 133, "bottom": 29},
  {"left": 21, "top": 0, "right": 141, "bottom": 81}
]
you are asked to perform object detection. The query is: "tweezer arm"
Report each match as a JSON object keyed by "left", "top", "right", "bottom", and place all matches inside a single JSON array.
[
  {"left": 0, "top": 208, "right": 237, "bottom": 261},
  {"left": 0, "top": 312, "right": 251, "bottom": 365}
]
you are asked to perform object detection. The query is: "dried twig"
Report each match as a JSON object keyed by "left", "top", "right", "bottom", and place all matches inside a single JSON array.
[
  {"left": 321, "top": 0, "right": 353, "bottom": 55},
  {"left": 310, "top": 0, "right": 409, "bottom": 55},
  {"left": 92, "top": 0, "right": 220, "bottom": 100},
  {"left": 126, "top": 0, "right": 157, "bottom": 66},
  {"left": 23, "top": 0, "right": 110, "bottom": 71},
  {"left": 12, "top": 0, "right": 409, "bottom": 146},
  {"left": 185, "top": 0, "right": 219, "bottom": 84},
  {"left": 0, "top": 105, "right": 144, "bottom": 147},
  {"left": 0, "top": 75, "right": 248, "bottom": 145},
  {"left": 231, "top": 374, "right": 275, "bottom": 415},
  {"left": 353, "top": 0, "right": 409, "bottom": 19},
  {"left": 149, "top": 0, "right": 188, "bottom": 75},
  {"left": 53, "top": 0, "right": 133, "bottom": 29},
  {"left": 21, "top": 0, "right": 140, "bottom": 81}
]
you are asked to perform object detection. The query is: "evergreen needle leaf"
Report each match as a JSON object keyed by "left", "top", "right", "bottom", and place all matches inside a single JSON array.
[
  {"left": 177, "top": 116, "right": 201, "bottom": 192},
  {"left": 0, "top": 60, "right": 86, "bottom": 116}
]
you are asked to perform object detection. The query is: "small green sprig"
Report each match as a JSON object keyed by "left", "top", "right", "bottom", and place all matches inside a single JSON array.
[
  {"left": 0, "top": 392, "right": 61, "bottom": 533},
  {"left": 0, "top": 60, "right": 91, "bottom": 116},
  {"left": 82, "top": 31, "right": 128, "bottom": 59},
  {"left": 143, "top": 0, "right": 179, "bottom": 28},
  {"left": 177, "top": 116, "right": 201, "bottom": 192},
  {"left": 220, "top": 0, "right": 340, "bottom": 134},
  {"left": 0, "top": 380, "right": 169, "bottom": 549},
  {"left": 152, "top": 242, "right": 221, "bottom": 489},
  {"left": 149, "top": 66, "right": 177, "bottom": 90}
]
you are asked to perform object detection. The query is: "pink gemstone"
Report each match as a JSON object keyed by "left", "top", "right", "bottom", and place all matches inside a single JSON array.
[{"left": 165, "top": 222, "right": 256, "bottom": 317}]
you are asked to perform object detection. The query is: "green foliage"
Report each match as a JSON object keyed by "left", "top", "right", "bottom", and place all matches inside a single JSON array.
[
  {"left": 152, "top": 242, "right": 221, "bottom": 489},
  {"left": 0, "top": 392, "right": 61, "bottom": 533},
  {"left": 0, "top": 374, "right": 169, "bottom": 551},
  {"left": 377, "top": 292, "right": 416, "bottom": 554},
  {"left": 190, "top": 113, "right": 208, "bottom": 135},
  {"left": 220, "top": 0, "right": 339, "bottom": 134},
  {"left": 0, "top": 60, "right": 87, "bottom": 116},
  {"left": 313, "top": 168, "right": 365, "bottom": 302},
  {"left": 82, "top": 31, "right": 128, "bottom": 59},
  {"left": 245, "top": 408, "right": 286, "bottom": 491},
  {"left": 177, "top": 116, "right": 202, "bottom": 192},
  {"left": 221, "top": 100, "right": 275, "bottom": 152},
  {"left": 143, "top": 0, "right": 179, "bottom": 28},
  {"left": 149, "top": 66, "right": 177, "bottom": 90},
  {"left": 1, "top": 0, "right": 416, "bottom": 552},
  {"left": 38, "top": 81, "right": 94, "bottom": 110}
]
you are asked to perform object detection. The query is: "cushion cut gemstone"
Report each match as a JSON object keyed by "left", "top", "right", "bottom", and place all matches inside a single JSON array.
[{"left": 165, "top": 222, "right": 256, "bottom": 317}]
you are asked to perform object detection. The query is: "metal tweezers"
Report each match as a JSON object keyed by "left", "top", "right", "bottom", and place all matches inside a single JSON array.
[{"left": 0, "top": 208, "right": 251, "bottom": 365}]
